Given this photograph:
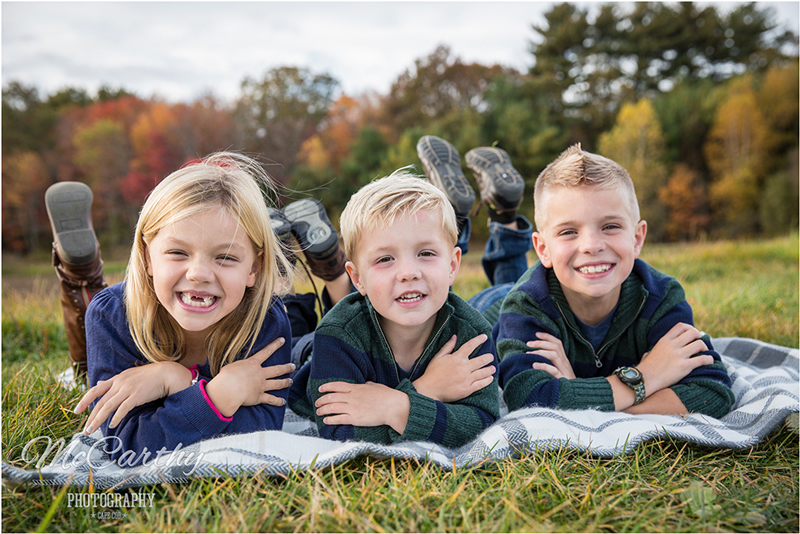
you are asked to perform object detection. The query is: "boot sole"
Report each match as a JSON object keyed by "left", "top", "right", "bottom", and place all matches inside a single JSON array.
[
  {"left": 266, "top": 207, "right": 292, "bottom": 242},
  {"left": 416, "top": 136, "right": 475, "bottom": 216},
  {"left": 465, "top": 147, "right": 524, "bottom": 212},
  {"left": 283, "top": 199, "right": 339, "bottom": 259},
  {"left": 45, "top": 182, "right": 97, "bottom": 265}
]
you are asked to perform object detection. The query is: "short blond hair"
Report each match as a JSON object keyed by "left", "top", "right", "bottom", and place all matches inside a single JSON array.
[
  {"left": 340, "top": 170, "right": 458, "bottom": 262},
  {"left": 125, "top": 152, "right": 293, "bottom": 376},
  {"left": 533, "top": 144, "right": 640, "bottom": 231}
]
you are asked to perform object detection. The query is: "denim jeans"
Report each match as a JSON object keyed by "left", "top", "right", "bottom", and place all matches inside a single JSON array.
[{"left": 467, "top": 215, "right": 533, "bottom": 315}]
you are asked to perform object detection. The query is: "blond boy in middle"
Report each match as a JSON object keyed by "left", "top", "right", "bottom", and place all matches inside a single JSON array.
[{"left": 288, "top": 172, "right": 500, "bottom": 447}]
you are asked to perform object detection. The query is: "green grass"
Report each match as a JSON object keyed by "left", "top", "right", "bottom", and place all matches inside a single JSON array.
[{"left": 2, "top": 236, "right": 798, "bottom": 532}]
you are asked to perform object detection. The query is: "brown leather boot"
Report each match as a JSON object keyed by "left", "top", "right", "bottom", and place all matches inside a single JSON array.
[
  {"left": 303, "top": 247, "right": 347, "bottom": 281},
  {"left": 46, "top": 182, "right": 108, "bottom": 376},
  {"left": 53, "top": 249, "right": 107, "bottom": 375}
]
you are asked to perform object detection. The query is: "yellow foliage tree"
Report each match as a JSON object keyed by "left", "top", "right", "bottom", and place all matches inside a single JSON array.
[
  {"left": 704, "top": 78, "right": 769, "bottom": 235},
  {"left": 598, "top": 99, "right": 669, "bottom": 240},
  {"left": 299, "top": 135, "right": 330, "bottom": 172}
]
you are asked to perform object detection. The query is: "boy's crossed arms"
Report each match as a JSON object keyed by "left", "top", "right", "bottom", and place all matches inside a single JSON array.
[{"left": 314, "top": 333, "right": 495, "bottom": 434}]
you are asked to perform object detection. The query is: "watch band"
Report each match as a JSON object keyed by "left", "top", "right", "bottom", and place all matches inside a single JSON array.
[{"left": 615, "top": 366, "right": 646, "bottom": 405}]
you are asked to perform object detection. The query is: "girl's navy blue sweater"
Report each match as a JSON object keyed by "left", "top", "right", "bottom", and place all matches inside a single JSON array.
[{"left": 85, "top": 283, "right": 291, "bottom": 465}]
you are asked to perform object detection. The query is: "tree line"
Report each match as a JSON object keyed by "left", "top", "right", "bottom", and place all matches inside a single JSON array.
[{"left": 3, "top": 2, "right": 798, "bottom": 254}]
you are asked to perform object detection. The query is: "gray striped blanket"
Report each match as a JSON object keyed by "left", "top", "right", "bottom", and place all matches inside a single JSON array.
[{"left": 3, "top": 337, "right": 797, "bottom": 490}]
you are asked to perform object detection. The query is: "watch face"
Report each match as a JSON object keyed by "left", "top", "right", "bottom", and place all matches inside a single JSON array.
[{"left": 622, "top": 368, "right": 642, "bottom": 383}]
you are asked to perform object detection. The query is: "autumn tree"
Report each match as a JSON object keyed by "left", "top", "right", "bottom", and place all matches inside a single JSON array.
[
  {"left": 755, "top": 62, "right": 800, "bottom": 235},
  {"left": 598, "top": 99, "right": 669, "bottom": 240},
  {"left": 1, "top": 151, "right": 51, "bottom": 252},
  {"left": 298, "top": 94, "right": 364, "bottom": 175},
  {"left": 704, "top": 77, "right": 770, "bottom": 235},
  {"left": 658, "top": 164, "right": 710, "bottom": 241},
  {"left": 173, "top": 95, "right": 237, "bottom": 157},
  {"left": 530, "top": 2, "right": 797, "bottom": 147},
  {"left": 122, "top": 103, "right": 186, "bottom": 207},
  {"left": 382, "top": 45, "right": 510, "bottom": 142},
  {"left": 234, "top": 66, "right": 339, "bottom": 183},
  {"left": 72, "top": 118, "right": 133, "bottom": 240}
]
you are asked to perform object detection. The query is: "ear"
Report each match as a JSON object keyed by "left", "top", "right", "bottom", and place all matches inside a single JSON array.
[
  {"left": 145, "top": 243, "right": 154, "bottom": 276},
  {"left": 633, "top": 220, "right": 647, "bottom": 258},
  {"left": 345, "top": 260, "right": 366, "bottom": 296},
  {"left": 247, "top": 250, "right": 263, "bottom": 288},
  {"left": 532, "top": 232, "right": 553, "bottom": 268},
  {"left": 448, "top": 246, "right": 462, "bottom": 285}
]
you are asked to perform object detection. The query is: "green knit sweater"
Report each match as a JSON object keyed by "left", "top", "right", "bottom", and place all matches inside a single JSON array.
[
  {"left": 497, "top": 259, "right": 734, "bottom": 417},
  {"left": 290, "top": 292, "right": 500, "bottom": 447}
]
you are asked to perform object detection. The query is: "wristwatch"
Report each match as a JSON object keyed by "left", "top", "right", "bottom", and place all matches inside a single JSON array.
[{"left": 614, "top": 366, "right": 646, "bottom": 405}]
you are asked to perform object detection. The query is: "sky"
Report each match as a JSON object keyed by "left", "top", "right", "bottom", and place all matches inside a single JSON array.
[{"left": 2, "top": 1, "right": 799, "bottom": 104}]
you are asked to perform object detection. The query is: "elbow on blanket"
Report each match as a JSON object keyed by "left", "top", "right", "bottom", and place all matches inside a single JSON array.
[
  {"left": 502, "top": 370, "right": 559, "bottom": 412},
  {"left": 672, "top": 380, "right": 736, "bottom": 419}
]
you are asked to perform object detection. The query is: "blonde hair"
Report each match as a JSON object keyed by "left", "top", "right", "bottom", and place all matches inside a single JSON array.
[
  {"left": 339, "top": 170, "right": 458, "bottom": 262},
  {"left": 124, "top": 152, "right": 293, "bottom": 376},
  {"left": 533, "top": 144, "right": 640, "bottom": 231}
]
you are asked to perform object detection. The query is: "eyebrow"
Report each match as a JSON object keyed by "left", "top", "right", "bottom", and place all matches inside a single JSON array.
[
  {"left": 551, "top": 214, "right": 629, "bottom": 229},
  {"left": 160, "top": 236, "right": 248, "bottom": 253}
]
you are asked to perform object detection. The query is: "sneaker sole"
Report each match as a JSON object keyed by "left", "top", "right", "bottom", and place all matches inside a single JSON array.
[
  {"left": 416, "top": 136, "right": 475, "bottom": 216},
  {"left": 45, "top": 182, "right": 97, "bottom": 265},
  {"left": 283, "top": 199, "right": 339, "bottom": 259},
  {"left": 465, "top": 147, "right": 525, "bottom": 212},
  {"left": 266, "top": 207, "right": 292, "bottom": 242}
]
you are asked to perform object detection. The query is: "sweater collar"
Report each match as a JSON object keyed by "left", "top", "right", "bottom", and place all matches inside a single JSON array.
[
  {"left": 363, "top": 294, "right": 456, "bottom": 366},
  {"left": 546, "top": 260, "right": 649, "bottom": 340}
]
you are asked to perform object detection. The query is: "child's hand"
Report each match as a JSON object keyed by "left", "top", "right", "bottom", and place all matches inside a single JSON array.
[
  {"left": 315, "top": 381, "right": 410, "bottom": 434},
  {"left": 527, "top": 332, "right": 575, "bottom": 379},
  {"left": 637, "top": 323, "right": 715, "bottom": 394},
  {"left": 74, "top": 361, "right": 191, "bottom": 434},
  {"left": 412, "top": 334, "right": 495, "bottom": 403},
  {"left": 204, "top": 337, "right": 293, "bottom": 418}
]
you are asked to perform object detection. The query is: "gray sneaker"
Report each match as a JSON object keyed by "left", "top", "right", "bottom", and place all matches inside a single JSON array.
[
  {"left": 45, "top": 182, "right": 98, "bottom": 265},
  {"left": 465, "top": 147, "right": 524, "bottom": 216},
  {"left": 416, "top": 135, "right": 476, "bottom": 217},
  {"left": 283, "top": 199, "right": 339, "bottom": 259}
]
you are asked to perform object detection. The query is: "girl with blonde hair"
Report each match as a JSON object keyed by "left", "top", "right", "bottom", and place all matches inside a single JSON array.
[{"left": 72, "top": 152, "right": 295, "bottom": 463}]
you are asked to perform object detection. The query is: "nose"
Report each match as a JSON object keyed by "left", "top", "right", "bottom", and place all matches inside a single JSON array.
[
  {"left": 186, "top": 258, "right": 214, "bottom": 283},
  {"left": 579, "top": 230, "right": 606, "bottom": 255},
  {"left": 396, "top": 256, "right": 421, "bottom": 282}
]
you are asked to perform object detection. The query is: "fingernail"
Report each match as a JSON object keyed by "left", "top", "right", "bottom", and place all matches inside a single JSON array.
[
  {"left": 73, "top": 406, "right": 80, "bottom": 414},
  {"left": 290, "top": 363, "right": 296, "bottom": 371},
  {"left": 85, "top": 425, "right": 93, "bottom": 434},
  {"left": 108, "top": 421, "right": 115, "bottom": 429},
  {"left": 288, "top": 378, "right": 293, "bottom": 386}
]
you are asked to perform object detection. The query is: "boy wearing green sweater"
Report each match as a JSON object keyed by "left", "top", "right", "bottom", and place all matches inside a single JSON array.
[
  {"left": 289, "top": 172, "right": 500, "bottom": 446},
  {"left": 497, "top": 144, "right": 734, "bottom": 417}
]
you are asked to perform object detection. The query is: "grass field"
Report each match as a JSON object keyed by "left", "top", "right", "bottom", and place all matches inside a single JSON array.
[{"left": 2, "top": 235, "right": 798, "bottom": 532}]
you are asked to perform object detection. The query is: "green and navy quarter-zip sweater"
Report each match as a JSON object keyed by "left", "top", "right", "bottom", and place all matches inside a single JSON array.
[
  {"left": 496, "top": 259, "right": 734, "bottom": 418},
  {"left": 289, "top": 291, "right": 500, "bottom": 447}
]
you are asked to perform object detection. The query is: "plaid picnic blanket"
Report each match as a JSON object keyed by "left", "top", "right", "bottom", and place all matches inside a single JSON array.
[{"left": 3, "top": 337, "right": 798, "bottom": 490}]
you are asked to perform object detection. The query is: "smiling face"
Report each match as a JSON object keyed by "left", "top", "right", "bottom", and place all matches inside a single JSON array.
[
  {"left": 145, "top": 208, "right": 260, "bottom": 340},
  {"left": 345, "top": 209, "right": 460, "bottom": 339},
  {"left": 533, "top": 184, "right": 647, "bottom": 325}
]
